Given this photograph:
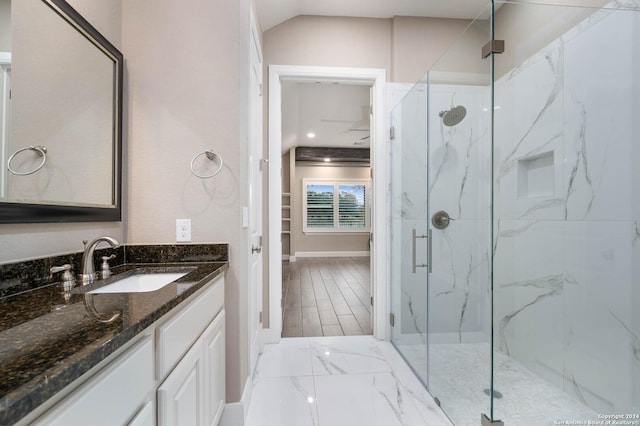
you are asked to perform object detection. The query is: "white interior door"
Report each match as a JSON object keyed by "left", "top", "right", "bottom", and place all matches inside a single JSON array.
[{"left": 248, "top": 15, "right": 263, "bottom": 374}]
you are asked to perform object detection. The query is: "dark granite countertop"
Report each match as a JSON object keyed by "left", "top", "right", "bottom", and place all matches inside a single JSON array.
[{"left": 0, "top": 244, "right": 228, "bottom": 425}]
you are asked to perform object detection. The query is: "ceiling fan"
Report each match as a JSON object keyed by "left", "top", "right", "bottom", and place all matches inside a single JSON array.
[{"left": 320, "top": 105, "right": 371, "bottom": 144}]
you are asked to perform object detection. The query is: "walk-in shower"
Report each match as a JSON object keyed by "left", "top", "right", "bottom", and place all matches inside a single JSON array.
[{"left": 389, "top": 1, "right": 640, "bottom": 425}]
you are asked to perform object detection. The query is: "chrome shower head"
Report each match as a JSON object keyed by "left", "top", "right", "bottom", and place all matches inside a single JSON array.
[{"left": 439, "top": 105, "right": 467, "bottom": 127}]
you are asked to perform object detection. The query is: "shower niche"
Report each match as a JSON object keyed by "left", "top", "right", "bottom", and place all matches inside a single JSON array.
[{"left": 516, "top": 151, "right": 555, "bottom": 198}]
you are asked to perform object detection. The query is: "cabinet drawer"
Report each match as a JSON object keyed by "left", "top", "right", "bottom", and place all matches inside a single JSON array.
[
  {"left": 157, "top": 276, "right": 224, "bottom": 379},
  {"left": 34, "top": 336, "right": 154, "bottom": 426}
]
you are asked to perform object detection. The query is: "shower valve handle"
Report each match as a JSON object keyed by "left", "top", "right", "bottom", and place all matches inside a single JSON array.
[{"left": 432, "top": 210, "right": 454, "bottom": 230}]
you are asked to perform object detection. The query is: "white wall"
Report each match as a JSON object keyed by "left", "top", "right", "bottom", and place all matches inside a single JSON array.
[
  {"left": 391, "top": 16, "right": 478, "bottom": 83},
  {"left": 264, "top": 16, "right": 392, "bottom": 79},
  {"left": 121, "top": 0, "right": 251, "bottom": 402},
  {"left": 0, "top": 0, "right": 124, "bottom": 263},
  {"left": 264, "top": 15, "right": 476, "bottom": 84}
]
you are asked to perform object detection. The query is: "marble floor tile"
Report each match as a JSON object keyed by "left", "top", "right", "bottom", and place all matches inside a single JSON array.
[
  {"left": 246, "top": 336, "right": 451, "bottom": 426},
  {"left": 314, "top": 373, "right": 428, "bottom": 426},
  {"left": 254, "top": 338, "right": 312, "bottom": 378},
  {"left": 245, "top": 376, "right": 318, "bottom": 426},
  {"left": 309, "top": 336, "right": 392, "bottom": 375}
]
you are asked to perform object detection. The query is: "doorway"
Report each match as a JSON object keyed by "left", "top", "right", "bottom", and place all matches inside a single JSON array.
[{"left": 265, "top": 65, "right": 387, "bottom": 344}]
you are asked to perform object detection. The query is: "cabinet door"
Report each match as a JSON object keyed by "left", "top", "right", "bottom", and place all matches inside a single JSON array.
[
  {"left": 158, "top": 340, "right": 204, "bottom": 426},
  {"left": 157, "top": 276, "right": 224, "bottom": 380},
  {"left": 128, "top": 401, "right": 154, "bottom": 426},
  {"left": 202, "top": 311, "right": 225, "bottom": 426},
  {"left": 34, "top": 337, "right": 154, "bottom": 426}
]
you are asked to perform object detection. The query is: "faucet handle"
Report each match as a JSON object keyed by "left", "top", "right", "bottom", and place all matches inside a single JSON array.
[
  {"left": 100, "top": 255, "right": 116, "bottom": 279},
  {"left": 50, "top": 264, "right": 76, "bottom": 291}
]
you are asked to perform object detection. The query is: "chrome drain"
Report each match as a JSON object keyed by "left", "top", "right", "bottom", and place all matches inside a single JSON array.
[{"left": 483, "top": 388, "right": 503, "bottom": 399}]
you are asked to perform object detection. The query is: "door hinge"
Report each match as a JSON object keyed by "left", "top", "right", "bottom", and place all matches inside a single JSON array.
[
  {"left": 390, "top": 126, "right": 395, "bottom": 140},
  {"left": 434, "top": 397, "right": 441, "bottom": 407},
  {"left": 481, "top": 414, "right": 504, "bottom": 426},
  {"left": 259, "top": 83, "right": 263, "bottom": 96},
  {"left": 390, "top": 313, "right": 395, "bottom": 327},
  {"left": 481, "top": 39, "right": 505, "bottom": 59},
  {"left": 259, "top": 311, "right": 263, "bottom": 323},
  {"left": 370, "top": 296, "right": 373, "bottom": 306}
]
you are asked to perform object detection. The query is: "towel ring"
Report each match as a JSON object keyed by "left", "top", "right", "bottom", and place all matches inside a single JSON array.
[
  {"left": 190, "top": 150, "right": 223, "bottom": 179},
  {"left": 7, "top": 145, "right": 48, "bottom": 176}
]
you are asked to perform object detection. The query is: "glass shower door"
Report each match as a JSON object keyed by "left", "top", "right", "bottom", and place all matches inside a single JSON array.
[
  {"left": 423, "top": 11, "right": 493, "bottom": 423},
  {"left": 391, "top": 6, "right": 495, "bottom": 425},
  {"left": 389, "top": 83, "right": 430, "bottom": 385}
]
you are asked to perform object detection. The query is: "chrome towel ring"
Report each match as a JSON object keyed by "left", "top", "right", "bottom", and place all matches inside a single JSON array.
[
  {"left": 7, "top": 145, "right": 48, "bottom": 176},
  {"left": 190, "top": 150, "right": 223, "bottom": 179}
]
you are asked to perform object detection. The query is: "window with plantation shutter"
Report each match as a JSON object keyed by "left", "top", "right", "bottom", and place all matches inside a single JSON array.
[
  {"left": 306, "top": 184, "right": 334, "bottom": 228},
  {"left": 303, "top": 179, "right": 370, "bottom": 233},
  {"left": 338, "top": 184, "right": 366, "bottom": 229}
]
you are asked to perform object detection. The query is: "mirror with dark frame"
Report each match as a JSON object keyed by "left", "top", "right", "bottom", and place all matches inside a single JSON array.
[{"left": 0, "top": 0, "right": 123, "bottom": 223}]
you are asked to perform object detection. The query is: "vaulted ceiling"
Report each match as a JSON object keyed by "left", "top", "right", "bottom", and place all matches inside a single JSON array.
[
  {"left": 256, "top": 0, "right": 492, "bottom": 31},
  {"left": 261, "top": 0, "right": 492, "bottom": 155}
]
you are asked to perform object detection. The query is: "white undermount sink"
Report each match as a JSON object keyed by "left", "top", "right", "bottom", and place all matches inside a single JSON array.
[{"left": 88, "top": 272, "right": 189, "bottom": 294}]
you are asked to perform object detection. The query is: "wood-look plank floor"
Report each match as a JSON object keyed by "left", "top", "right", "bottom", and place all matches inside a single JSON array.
[{"left": 282, "top": 257, "right": 372, "bottom": 337}]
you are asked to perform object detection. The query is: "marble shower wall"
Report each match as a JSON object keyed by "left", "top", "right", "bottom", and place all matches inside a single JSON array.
[
  {"left": 493, "top": 5, "right": 640, "bottom": 414},
  {"left": 427, "top": 84, "right": 491, "bottom": 344},
  {"left": 389, "top": 81, "right": 491, "bottom": 347}
]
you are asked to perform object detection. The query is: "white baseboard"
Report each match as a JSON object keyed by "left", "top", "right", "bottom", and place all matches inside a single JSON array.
[
  {"left": 295, "top": 251, "right": 370, "bottom": 258},
  {"left": 260, "top": 327, "right": 281, "bottom": 346},
  {"left": 220, "top": 402, "right": 243, "bottom": 426},
  {"left": 289, "top": 255, "right": 296, "bottom": 262},
  {"left": 220, "top": 376, "right": 253, "bottom": 426},
  {"left": 282, "top": 254, "right": 290, "bottom": 261}
]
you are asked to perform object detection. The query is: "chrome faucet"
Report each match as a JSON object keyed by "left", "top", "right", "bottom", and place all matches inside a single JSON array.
[{"left": 81, "top": 236, "right": 121, "bottom": 285}]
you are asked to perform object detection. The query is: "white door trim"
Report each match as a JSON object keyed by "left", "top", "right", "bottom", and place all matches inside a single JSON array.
[
  {"left": 247, "top": 7, "right": 263, "bottom": 379},
  {"left": 265, "top": 65, "right": 388, "bottom": 344}
]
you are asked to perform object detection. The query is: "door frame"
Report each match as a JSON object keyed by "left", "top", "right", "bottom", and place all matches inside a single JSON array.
[
  {"left": 264, "top": 65, "right": 388, "bottom": 343},
  {"left": 247, "top": 8, "right": 263, "bottom": 377}
]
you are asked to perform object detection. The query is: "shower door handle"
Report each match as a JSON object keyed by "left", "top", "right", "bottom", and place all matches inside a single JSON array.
[
  {"left": 412, "top": 229, "right": 431, "bottom": 273},
  {"left": 427, "top": 229, "right": 432, "bottom": 273}
]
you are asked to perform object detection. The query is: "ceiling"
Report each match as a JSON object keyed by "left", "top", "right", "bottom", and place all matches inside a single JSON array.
[
  {"left": 255, "top": 0, "right": 492, "bottom": 31},
  {"left": 281, "top": 82, "right": 370, "bottom": 154},
  {"left": 263, "top": 0, "right": 492, "bottom": 155}
]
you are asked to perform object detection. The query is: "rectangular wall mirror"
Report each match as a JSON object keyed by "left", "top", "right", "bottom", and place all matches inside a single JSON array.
[{"left": 0, "top": 0, "right": 123, "bottom": 223}]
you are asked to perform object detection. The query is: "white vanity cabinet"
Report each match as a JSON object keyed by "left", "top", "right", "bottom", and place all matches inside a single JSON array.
[
  {"left": 157, "top": 276, "right": 226, "bottom": 426},
  {"left": 32, "top": 336, "right": 155, "bottom": 426},
  {"left": 30, "top": 273, "right": 225, "bottom": 426}
]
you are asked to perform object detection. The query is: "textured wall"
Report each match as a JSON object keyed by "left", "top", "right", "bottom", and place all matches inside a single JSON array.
[{"left": 122, "top": 0, "right": 250, "bottom": 402}]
